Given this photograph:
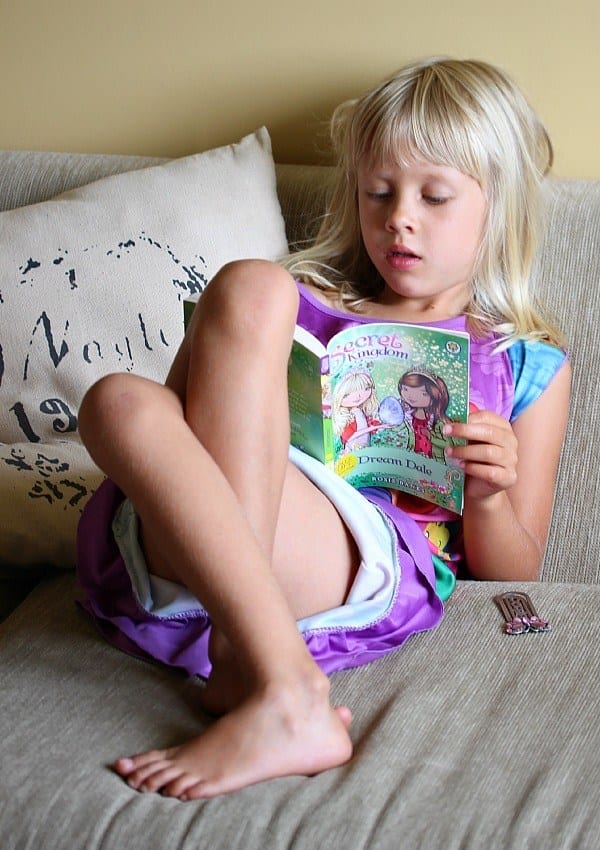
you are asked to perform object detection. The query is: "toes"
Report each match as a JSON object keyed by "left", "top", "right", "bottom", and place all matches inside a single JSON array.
[
  {"left": 114, "top": 757, "right": 136, "bottom": 776},
  {"left": 162, "top": 772, "right": 207, "bottom": 800},
  {"left": 139, "top": 765, "right": 187, "bottom": 794},
  {"left": 335, "top": 705, "right": 353, "bottom": 730},
  {"left": 123, "top": 760, "right": 172, "bottom": 790},
  {"left": 179, "top": 780, "right": 211, "bottom": 801},
  {"left": 114, "top": 750, "right": 205, "bottom": 799},
  {"left": 114, "top": 749, "right": 169, "bottom": 777},
  {"left": 114, "top": 750, "right": 176, "bottom": 790}
]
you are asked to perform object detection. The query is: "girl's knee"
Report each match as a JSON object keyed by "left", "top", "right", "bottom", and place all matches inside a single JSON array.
[
  {"left": 200, "top": 260, "right": 299, "bottom": 338},
  {"left": 79, "top": 373, "right": 127, "bottom": 446},
  {"left": 215, "top": 259, "right": 296, "bottom": 295},
  {"left": 79, "top": 373, "right": 170, "bottom": 448}
]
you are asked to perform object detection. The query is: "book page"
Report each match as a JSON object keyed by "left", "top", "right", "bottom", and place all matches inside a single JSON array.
[{"left": 288, "top": 331, "right": 332, "bottom": 464}]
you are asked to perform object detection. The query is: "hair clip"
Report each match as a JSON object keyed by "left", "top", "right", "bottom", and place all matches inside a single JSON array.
[{"left": 493, "top": 591, "right": 551, "bottom": 635}]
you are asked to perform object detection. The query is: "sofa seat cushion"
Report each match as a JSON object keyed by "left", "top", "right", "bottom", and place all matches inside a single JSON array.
[{"left": 1, "top": 575, "right": 598, "bottom": 849}]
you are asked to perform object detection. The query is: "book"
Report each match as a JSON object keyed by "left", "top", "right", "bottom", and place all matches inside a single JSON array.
[
  {"left": 183, "top": 299, "right": 470, "bottom": 514},
  {"left": 183, "top": 298, "right": 196, "bottom": 329},
  {"left": 288, "top": 321, "right": 470, "bottom": 514}
]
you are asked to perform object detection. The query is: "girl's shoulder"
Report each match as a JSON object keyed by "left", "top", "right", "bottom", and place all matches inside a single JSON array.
[{"left": 506, "top": 338, "right": 569, "bottom": 421}]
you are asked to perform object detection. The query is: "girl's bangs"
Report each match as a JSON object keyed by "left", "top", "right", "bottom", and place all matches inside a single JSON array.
[{"left": 357, "top": 86, "right": 485, "bottom": 181}]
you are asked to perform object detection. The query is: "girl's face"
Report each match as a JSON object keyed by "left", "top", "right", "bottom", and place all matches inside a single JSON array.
[
  {"left": 341, "top": 386, "right": 372, "bottom": 408},
  {"left": 401, "top": 382, "right": 431, "bottom": 409},
  {"left": 357, "top": 157, "right": 487, "bottom": 319}
]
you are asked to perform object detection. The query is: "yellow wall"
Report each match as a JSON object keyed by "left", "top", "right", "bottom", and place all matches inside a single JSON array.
[{"left": 2, "top": 0, "right": 598, "bottom": 177}]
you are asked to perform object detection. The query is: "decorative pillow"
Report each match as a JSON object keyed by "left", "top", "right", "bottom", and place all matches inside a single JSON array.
[
  {"left": 0, "top": 128, "right": 289, "bottom": 567},
  {"left": 0, "top": 442, "right": 104, "bottom": 568}
]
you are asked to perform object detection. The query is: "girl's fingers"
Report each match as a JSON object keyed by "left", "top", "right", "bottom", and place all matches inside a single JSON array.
[
  {"left": 447, "top": 441, "right": 513, "bottom": 467},
  {"left": 444, "top": 411, "right": 515, "bottom": 448},
  {"left": 463, "top": 459, "right": 517, "bottom": 491},
  {"left": 444, "top": 411, "right": 518, "bottom": 495}
]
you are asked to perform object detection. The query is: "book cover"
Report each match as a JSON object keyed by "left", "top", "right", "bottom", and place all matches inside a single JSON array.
[
  {"left": 288, "top": 321, "right": 470, "bottom": 514},
  {"left": 183, "top": 298, "right": 197, "bottom": 329}
]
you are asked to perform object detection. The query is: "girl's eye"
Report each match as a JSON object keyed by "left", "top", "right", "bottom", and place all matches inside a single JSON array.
[
  {"left": 366, "top": 191, "right": 392, "bottom": 201},
  {"left": 423, "top": 195, "right": 448, "bottom": 205}
]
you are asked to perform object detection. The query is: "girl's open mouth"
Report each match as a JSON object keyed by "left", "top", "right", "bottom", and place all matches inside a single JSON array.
[{"left": 386, "top": 248, "right": 421, "bottom": 269}]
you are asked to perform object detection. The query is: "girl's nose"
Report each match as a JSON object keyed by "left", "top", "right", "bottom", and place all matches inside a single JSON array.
[{"left": 386, "top": 197, "right": 415, "bottom": 233}]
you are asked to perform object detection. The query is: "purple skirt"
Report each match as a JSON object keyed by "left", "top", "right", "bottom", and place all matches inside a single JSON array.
[{"left": 76, "top": 463, "right": 443, "bottom": 679}]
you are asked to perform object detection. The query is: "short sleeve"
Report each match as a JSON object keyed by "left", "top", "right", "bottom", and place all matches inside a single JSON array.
[{"left": 508, "top": 340, "right": 568, "bottom": 421}]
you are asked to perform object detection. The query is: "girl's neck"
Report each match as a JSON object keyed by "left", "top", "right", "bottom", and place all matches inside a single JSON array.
[
  {"left": 303, "top": 282, "right": 469, "bottom": 326},
  {"left": 359, "top": 297, "right": 467, "bottom": 325},
  {"left": 366, "top": 287, "right": 471, "bottom": 325}
]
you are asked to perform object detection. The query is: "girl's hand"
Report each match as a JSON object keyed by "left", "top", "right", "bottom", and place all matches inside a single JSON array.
[
  {"left": 444, "top": 411, "right": 518, "bottom": 503},
  {"left": 444, "top": 362, "right": 570, "bottom": 582}
]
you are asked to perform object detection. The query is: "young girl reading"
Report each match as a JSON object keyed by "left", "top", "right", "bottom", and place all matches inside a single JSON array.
[{"left": 76, "top": 57, "right": 571, "bottom": 801}]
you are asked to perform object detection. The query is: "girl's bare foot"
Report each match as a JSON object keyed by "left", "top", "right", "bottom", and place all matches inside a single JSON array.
[
  {"left": 198, "top": 661, "right": 246, "bottom": 717},
  {"left": 198, "top": 628, "right": 247, "bottom": 716},
  {"left": 114, "top": 675, "right": 353, "bottom": 800}
]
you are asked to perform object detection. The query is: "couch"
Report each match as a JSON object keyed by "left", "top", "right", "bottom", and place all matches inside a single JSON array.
[{"left": 0, "top": 142, "right": 599, "bottom": 850}]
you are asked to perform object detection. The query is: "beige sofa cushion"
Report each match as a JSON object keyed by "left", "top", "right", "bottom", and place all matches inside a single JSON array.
[{"left": 1, "top": 574, "right": 598, "bottom": 849}]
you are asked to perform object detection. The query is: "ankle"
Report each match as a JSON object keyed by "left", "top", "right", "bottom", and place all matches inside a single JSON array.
[{"left": 254, "top": 663, "right": 332, "bottom": 718}]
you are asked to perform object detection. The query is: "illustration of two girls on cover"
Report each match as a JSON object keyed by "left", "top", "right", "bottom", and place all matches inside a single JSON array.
[{"left": 332, "top": 366, "right": 452, "bottom": 461}]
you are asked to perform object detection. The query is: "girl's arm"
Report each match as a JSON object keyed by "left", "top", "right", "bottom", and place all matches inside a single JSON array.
[{"left": 445, "top": 360, "right": 571, "bottom": 581}]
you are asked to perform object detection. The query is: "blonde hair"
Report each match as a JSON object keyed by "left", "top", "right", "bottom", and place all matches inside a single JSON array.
[
  {"left": 285, "top": 57, "right": 565, "bottom": 347},
  {"left": 332, "top": 370, "right": 379, "bottom": 435}
]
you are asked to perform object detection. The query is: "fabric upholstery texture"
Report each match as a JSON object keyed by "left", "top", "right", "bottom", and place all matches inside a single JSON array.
[
  {"left": 0, "top": 150, "right": 168, "bottom": 213},
  {"left": 0, "top": 575, "right": 598, "bottom": 850},
  {"left": 531, "top": 180, "right": 600, "bottom": 583}
]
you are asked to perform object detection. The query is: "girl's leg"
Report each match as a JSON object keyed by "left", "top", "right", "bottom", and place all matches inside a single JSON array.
[
  {"left": 146, "top": 259, "right": 358, "bottom": 714},
  {"left": 162, "top": 259, "right": 357, "bottom": 615},
  {"left": 78, "top": 261, "right": 357, "bottom": 799},
  {"left": 160, "top": 258, "right": 292, "bottom": 559}
]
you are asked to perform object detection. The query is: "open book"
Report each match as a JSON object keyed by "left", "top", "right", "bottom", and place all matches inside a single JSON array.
[
  {"left": 183, "top": 300, "right": 469, "bottom": 514},
  {"left": 288, "top": 321, "right": 470, "bottom": 514}
]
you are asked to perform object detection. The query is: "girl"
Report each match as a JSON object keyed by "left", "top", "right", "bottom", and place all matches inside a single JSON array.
[
  {"left": 76, "top": 57, "right": 570, "bottom": 800},
  {"left": 396, "top": 367, "right": 451, "bottom": 461},
  {"left": 332, "top": 369, "right": 381, "bottom": 450}
]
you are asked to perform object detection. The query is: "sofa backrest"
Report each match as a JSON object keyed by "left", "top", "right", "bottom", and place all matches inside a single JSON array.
[
  {"left": 1, "top": 150, "right": 598, "bottom": 584},
  {"left": 529, "top": 179, "right": 600, "bottom": 582}
]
